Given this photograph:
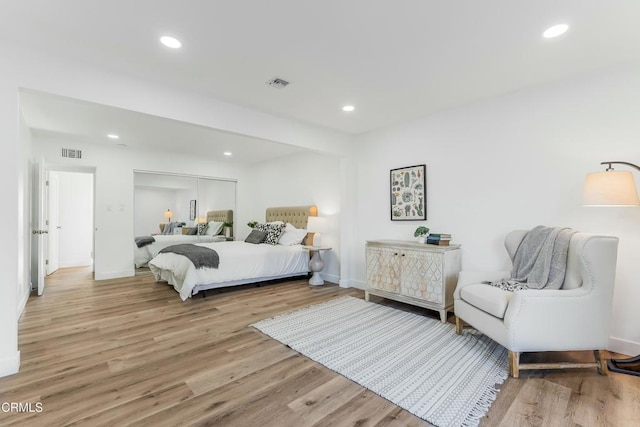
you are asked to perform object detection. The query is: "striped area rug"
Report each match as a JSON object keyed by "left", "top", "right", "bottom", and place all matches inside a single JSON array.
[{"left": 251, "top": 296, "right": 508, "bottom": 427}]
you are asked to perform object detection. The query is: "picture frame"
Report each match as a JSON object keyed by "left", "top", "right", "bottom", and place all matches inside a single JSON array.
[
  {"left": 390, "top": 164, "right": 426, "bottom": 221},
  {"left": 189, "top": 199, "right": 196, "bottom": 220}
]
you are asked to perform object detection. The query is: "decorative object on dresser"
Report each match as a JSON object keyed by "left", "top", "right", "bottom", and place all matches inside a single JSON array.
[
  {"left": 301, "top": 246, "right": 332, "bottom": 286},
  {"left": 366, "top": 239, "right": 461, "bottom": 322},
  {"left": 413, "top": 226, "right": 429, "bottom": 244},
  {"left": 583, "top": 160, "right": 640, "bottom": 377},
  {"left": 251, "top": 296, "right": 507, "bottom": 427},
  {"left": 426, "top": 233, "right": 451, "bottom": 246},
  {"left": 390, "top": 164, "right": 426, "bottom": 221}
]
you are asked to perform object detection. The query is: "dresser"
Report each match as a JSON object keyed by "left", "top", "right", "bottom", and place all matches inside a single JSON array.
[{"left": 365, "top": 240, "right": 461, "bottom": 322}]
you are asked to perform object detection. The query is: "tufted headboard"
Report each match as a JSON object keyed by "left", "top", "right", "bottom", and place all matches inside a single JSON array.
[
  {"left": 265, "top": 205, "right": 317, "bottom": 228},
  {"left": 206, "top": 210, "right": 233, "bottom": 224}
]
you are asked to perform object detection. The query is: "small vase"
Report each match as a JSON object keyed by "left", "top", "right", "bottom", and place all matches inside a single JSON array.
[{"left": 417, "top": 236, "right": 426, "bottom": 244}]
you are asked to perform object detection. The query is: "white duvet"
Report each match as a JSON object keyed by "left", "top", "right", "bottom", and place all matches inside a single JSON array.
[
  {"left": 148, "top": 241, "right": 309, "bottom": 300},
  {"left": 134, "top": 234, "right": 227, "bottom": 268}
]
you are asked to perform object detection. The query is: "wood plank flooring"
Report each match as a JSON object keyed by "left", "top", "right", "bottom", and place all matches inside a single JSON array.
[{"left": 0, "top": 267, "right": 638, "bottom": 426}]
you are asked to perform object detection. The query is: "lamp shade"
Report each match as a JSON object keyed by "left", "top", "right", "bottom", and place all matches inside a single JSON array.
[
  {"left": 163, "top": 209, "right": 173, "bottom": 219},
  {"left": 306, "top": 216, "right": 327, "bottom": 233},
  {"left": 582, "top": 171, "right": 640, "bottom": 206}
]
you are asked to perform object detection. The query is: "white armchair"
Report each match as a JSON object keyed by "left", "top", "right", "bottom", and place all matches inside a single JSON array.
[{"left": 454, "top": 230, "right": 619, "bottom": 378}]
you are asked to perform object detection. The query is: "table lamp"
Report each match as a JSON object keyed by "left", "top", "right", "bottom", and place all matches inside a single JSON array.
[
  {"left": 306, "top": 216, "right": 327, "bottom": 247},
  {"left": 163, "top": 209, "right": 173, "bottom": 222}
]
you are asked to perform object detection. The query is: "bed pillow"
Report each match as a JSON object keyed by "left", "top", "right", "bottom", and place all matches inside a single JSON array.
[
  {"left": 255, "top": 222, "right": 286, "bottom": 245},
  {"left": 245, "top": 229, "right": 267, "bottom": 244},
  {"left": 278, "top": 223, "right": 307, "bottom": 246},
  {"left": 197, "top": 223, "right": 208, "bottom": 235},
  {"left": 205, "top": 221, "right": 224, "bottom": 236},
  {"left": 187, "top": 226, "right": 198, "bottom": 235}
]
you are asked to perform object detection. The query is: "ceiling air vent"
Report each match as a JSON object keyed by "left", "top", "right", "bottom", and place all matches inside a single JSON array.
[
  {"left": 61, "top": 148, "right": 82, "bottom": 159},
  {"left": 266, "top": 77, "right": 290, "bottom": 89}
]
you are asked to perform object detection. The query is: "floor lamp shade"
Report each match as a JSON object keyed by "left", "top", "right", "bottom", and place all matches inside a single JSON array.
[{"left": 582, "top": 171, "right": 640, "bottom": 206}]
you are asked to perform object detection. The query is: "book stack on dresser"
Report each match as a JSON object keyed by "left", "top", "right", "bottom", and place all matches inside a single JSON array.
[{"left": 427, "top": 233, "right": 451, "bottom": 246}]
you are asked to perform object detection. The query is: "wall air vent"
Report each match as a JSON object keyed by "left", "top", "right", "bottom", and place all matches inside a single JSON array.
[
  {"left": 266, "top": 77, "right": 290, "bottom": 89},
  {"left": 61, "top": 148, "right": 82, "bottom": 159}
]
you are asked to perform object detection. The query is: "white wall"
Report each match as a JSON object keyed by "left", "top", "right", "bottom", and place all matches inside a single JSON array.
[
  {"left": 1, "top": 41, "right": 348, "bottom": 377},
  {"left": 247, "top": 151, "right": 343, "bottom": 282},
  {"left": 135, "top": 187, "right": 183, "bottom": 235},
  {"left": 55, "top": 171, "right": 94, "bottom": 268},
  {"left": 1, "top": 83, "right": 20, "bottom": 377},
  {"left": 18, "top": 112, "right": 32, "bottom": 318},
  {"left": 349, "top": 62, "right": 640, "bottom": 355}
]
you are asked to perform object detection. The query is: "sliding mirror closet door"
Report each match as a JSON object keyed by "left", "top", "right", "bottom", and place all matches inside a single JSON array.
[
  {"left": 134, "top": 173, "right": 199, "bottom": 236},
  {"left": 133, "top": 171, "right": 237, "bottom": 270}
]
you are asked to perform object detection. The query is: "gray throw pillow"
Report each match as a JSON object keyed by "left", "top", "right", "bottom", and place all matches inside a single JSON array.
[
  {"left": 187, "top": 227, "right": 198, "bottom": 235},
  {"left": 245, "top": 229, "right": 267, "bottom": 244}
]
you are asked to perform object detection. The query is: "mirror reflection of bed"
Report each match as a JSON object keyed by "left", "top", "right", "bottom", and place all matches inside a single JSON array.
[
  {"left": 133, "top": 171, "right": 236, "bottom": 275},
  {"left": 149, "top": 205, "right": 317, "bottom": 300}
]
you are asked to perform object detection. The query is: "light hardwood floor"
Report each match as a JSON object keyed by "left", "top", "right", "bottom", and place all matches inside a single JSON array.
[{"left": 0, "top": 267, "right": 638, "bottom": 426}]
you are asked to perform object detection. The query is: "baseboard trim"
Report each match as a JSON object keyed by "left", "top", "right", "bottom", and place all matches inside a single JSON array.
[
  {"left": 0, "top": 351, "right": 20, "bottom": 378},
  {"left": 94, "top": 270, "right": 134, "bottom": 280},
  {"left": 17, "top": 285, "right": 30, "bottom": 319},
  {"left": 338, "top": 279, "right": 366, "bottom": 289},
  {"left": 609, "top": 336, "right": 640, "bottom": 357},
  {"left": 321, "top": 272, "right": 340, "bottom": 285}
]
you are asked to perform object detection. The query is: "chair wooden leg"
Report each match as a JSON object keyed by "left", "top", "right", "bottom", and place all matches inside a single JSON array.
[
  {"left": 594, "top": 349, "right": 609, "bottom": 375},
  {"left": 454, "top": 316, "right": 463, "bottom": 335},
  {"left": 508, "top": 351, "right": 520, "bottom": 378}
]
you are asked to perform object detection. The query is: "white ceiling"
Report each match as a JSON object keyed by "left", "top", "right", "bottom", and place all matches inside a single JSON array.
[
  {"left": 20, "top": 90, "right": 306, "bottom": 163},
  {"left": 6, "top": 1, "right": 640, "bottom": 138}
]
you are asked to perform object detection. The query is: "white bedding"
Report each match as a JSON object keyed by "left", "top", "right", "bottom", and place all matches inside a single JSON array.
[
  {"left": 148, "top": 241, "right": 309, "bottom": 300},
  {"left": 134, "top": 234, "right": 227, "bottom": 268}
]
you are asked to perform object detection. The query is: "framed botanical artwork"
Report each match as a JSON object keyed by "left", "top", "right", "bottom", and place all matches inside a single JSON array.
[
  {"left": 390, "top": 164, "right": 426, "bottom": 220},
  {"left": 189, "top": 199, "right": 196, "bottom": 220}
]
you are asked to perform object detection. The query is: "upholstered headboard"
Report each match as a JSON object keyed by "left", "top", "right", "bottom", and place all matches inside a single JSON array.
[
  {"left": 265, "top": 205, "right": 317, "bottom": 228},
  {"left": 206, "top": 210, "right": 233, "bottom": 224},
  {"left": 265, "top": 205, "right": 317, "bottom": 245}
]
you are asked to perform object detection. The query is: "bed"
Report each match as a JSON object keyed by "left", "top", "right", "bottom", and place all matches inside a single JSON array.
[
  {"left": 148, "top": 205, "right": 317, "bottom": 300},
  {"left": 134, "top": 210, "right": 233, "bottom": 268}
]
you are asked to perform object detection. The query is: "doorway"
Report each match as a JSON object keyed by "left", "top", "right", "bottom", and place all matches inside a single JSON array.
[
  {"left": 33, "top": 167, "right": 95, "bottom": 294},
  {"left": 47, "top": 171, "right": 94, "bottom": 274}
]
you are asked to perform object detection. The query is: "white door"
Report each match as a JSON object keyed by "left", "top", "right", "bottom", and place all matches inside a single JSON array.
[
  {"left": 47, "top": 172, "right": 60, "bottom": 275},
  {"left": 31, "top": 158, "right": 47, "bottom": 296}
]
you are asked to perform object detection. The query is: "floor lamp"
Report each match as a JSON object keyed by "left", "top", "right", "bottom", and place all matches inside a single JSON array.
[{"left": 583, "top": 160, "right": 640, "bottom": 376}]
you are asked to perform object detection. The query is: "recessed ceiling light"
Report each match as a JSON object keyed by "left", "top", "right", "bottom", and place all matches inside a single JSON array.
[
  {"left": 223, "top": 152, "right": 232, "bottom": 156},
  {"left": 160, "top": 36, "right": 182, "bottom": 49},
  {"left": 543, "top": 24, "right": 569, "bottom": 39},
  {"left": 107, "top": 134, "right": 119, "bottom": 139},
  {"left": 342, "top": 105, "right": 355, "bottom": 112}
]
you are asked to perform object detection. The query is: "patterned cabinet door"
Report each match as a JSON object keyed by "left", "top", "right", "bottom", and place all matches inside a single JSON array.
[
  {"left": 400, "top": 249, "right": 443, "bottom": 304},
  {"left": 366, "top": 246, "right": 401, "bottom": 293}
]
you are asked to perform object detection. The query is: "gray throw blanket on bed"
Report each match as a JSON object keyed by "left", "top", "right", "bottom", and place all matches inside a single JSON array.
[
  {"left": 486, "top": 226, "right": 576, "bottom": 291},
  {"left": 135, "top": 236, "right": 155, "bottom": 248},
  {"left": 159, "top": 244, "right": 219, "bottom": 269}
]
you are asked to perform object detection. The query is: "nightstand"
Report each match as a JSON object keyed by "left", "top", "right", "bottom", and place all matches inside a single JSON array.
[{"left": 301, "top": 246, "right": 332, "bottom": 286}]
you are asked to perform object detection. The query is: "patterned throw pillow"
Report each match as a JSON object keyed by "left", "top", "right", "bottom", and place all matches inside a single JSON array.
[
  {"left": 255, "top": 223, "right": 286, "bottom": 245},
  {"left": 197, "top": 223, "right": 208, "bottom": 235}
]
